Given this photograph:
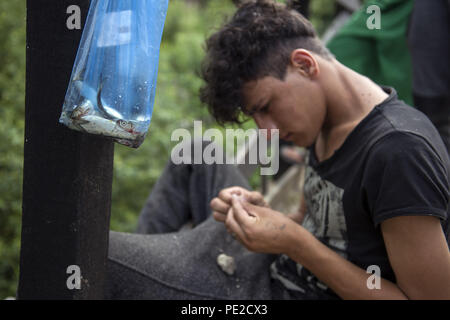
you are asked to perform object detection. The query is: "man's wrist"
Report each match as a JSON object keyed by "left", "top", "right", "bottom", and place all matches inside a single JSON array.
[
  {"left": 286, "top": 211, "right": 304, "bottom": 224},
  {"left": 283, "top": 221, "right": 308, "bottom": 258}
]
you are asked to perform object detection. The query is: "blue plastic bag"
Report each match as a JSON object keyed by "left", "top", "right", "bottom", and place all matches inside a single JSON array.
[{"left": 60, "top": 0, "right": 168, "bottom": 148}]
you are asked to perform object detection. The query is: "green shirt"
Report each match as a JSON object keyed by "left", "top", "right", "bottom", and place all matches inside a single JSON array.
[{"left": 327, "top": 0, "right": 414, "bottom": 105}]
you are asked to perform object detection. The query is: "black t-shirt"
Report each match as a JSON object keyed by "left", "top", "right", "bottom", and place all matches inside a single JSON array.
[{"left": 270, "top": 87, "right": 450, "bottom": 299}]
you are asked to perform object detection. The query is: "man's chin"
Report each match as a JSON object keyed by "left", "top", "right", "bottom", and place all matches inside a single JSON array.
[{"left": 291, "top": 136, "right": 310, "bottom": 148}]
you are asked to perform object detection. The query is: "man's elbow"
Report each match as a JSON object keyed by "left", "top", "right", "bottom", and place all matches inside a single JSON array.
[{"left": 397, "top": 278, "right": 450, "bottom": 300}]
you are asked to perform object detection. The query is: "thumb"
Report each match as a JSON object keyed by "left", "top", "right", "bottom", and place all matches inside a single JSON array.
[
  {"left": 231, "top": 195, "right": 256, "bottom": 225},
  {"left": 236, "top": 197, "right": 261, "bottom": 218}
]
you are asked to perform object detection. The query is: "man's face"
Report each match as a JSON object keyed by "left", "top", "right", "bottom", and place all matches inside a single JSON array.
[{"left": 241, "top": 67, "right": 326, "bottom": 147}]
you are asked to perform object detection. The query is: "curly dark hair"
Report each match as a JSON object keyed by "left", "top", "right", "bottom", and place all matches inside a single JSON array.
[{"left": 200, "top": 0, "right": 332, "bottom": 125}]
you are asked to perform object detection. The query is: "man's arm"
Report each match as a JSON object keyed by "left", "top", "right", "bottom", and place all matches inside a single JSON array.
[
  {"left": 225, "top": 197, "right": 450, "bottom": 300},
  {"left": 380, "top": 215, "right": 450, "bottom": 299},
  {"left": 286, "top": 215, "right": 450, "bottom": 299}
]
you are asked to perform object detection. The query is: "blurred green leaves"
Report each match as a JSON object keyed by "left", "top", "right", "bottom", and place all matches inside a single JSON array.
[{"left": 0, "top": 0, "right": 26, "bottom": 298}]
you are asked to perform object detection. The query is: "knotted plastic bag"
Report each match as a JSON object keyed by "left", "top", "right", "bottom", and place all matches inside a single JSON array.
[{"left": 60, "top": 0, "right": 168, "bottom": 148}]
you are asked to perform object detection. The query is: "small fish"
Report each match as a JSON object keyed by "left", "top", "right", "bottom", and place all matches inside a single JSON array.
[
  {"left": 69, "top": 100, "right": 93, "bottom": 123},
  {"left": 69, "top": 73, "right": 140, "bottom": 139},
  {"left": 116, "top": 119, "right": 136, "bottom": 134},
  {"left": 96, "top": 80, "right": 138, "bottom": 135},
  {"left": 79, "top": 115, "right": 136, "bottom": 140},
  {"left": 97, "top": 81, "right": 118, "bottom": 121}
]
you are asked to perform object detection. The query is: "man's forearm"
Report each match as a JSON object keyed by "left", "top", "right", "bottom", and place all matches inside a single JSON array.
[{"left": 285, "top": 223, "right": 408, "bottom": 300}]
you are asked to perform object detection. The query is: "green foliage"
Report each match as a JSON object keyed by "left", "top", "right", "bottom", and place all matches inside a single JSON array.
[
  {"left": 0, "top": 0, "right": 26, "bottom": 298},
  {"left": 310, "top": 0, "right": 337, "bottom": 35},
  {"left": 0, "top": 0, "right": 337, "bottom": 298}
]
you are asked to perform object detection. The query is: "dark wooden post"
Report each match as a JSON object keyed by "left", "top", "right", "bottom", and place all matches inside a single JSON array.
[{"left": 18, "top": 0, "right": 114, "bottom": 299}]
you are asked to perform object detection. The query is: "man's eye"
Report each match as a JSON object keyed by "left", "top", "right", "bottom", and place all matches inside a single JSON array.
[
  {"left": 243, "top": 109, "right": 255, "bottom": 117},
  {"left": 259, "top": 104, "right": 270, "bottom": 113},
  {"left": 242, "top": 103, "right": 270, "bottom": 116}
]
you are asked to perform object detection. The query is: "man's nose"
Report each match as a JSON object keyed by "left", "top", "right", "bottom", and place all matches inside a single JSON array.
[
  {"left": 253, "top": 114, "right": 277, "bottom": 139},
  {"left": 254, "top": 113, "right": 276, "bottom": 130}
]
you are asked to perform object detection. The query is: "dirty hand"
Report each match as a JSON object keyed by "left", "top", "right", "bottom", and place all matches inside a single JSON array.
[
  {"left": 224, "top": 195, "right": 296, "bottom": 254},
  {"left": 210, "top": 186, "right": 268, "bottom": 223}
]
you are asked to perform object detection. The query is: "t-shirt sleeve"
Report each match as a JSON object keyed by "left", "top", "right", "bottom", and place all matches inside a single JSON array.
[{"left": 362, "top": 131, "right": 449, "bottom": 227}]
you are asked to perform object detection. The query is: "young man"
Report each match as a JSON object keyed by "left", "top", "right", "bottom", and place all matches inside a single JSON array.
[{"left": 106, "top": 0, "right": 450, "bottom": 299}]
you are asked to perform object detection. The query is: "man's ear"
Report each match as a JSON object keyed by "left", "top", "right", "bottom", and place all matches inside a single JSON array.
[{"left": 290, "top": 49, "right": 319, "bottom": 78}]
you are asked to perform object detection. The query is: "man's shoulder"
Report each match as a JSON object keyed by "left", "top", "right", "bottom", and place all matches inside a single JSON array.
[
  {"left": 377, "top": 97, "right": 435, "bottom": 136},
  {"left": 363, "top": 128, "right": 450, "bottom": 185},
  {"left": 357, "top": 91, "right": 448, "bottom": 163}
]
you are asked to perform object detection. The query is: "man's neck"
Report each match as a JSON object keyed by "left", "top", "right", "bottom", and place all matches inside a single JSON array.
[{"left": 315, "top": 61, "right": 389, "bottom": 162}]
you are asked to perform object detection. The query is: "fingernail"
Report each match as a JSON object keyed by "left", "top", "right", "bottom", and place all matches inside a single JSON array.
[
  {"left": 231, "top": 194, "right": 241, "bottom": 204},
  {"left": 232, "top": 194, "right": 242, "bottom": 201}
]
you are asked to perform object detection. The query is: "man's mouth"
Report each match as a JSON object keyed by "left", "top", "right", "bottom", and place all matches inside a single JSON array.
[{"left": 282, "top": 133, "right": 292, "bottom": 141}]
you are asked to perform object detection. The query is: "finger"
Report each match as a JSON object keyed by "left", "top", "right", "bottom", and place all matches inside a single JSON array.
[
  {"left": 218, "top": 186, "right": 245, "bottom": 204},
  {"left": 238, "top": 200, "right": 261, "bottom": 218},
  {"left": 210, "top": 197, "right": 229, "bottom": 214},
  {"left": 246, "top": 191, "right": 261, "bottom": 203},
  {"left": 247, "top": 191, "right": 268, "bottom": 207},
  {"left": 213, "top": 210, "right": 227, "bottom": 223},
  {"left": 231, "top": 195, "right": 257, "bottom": 226},
  {"left": 225, "top": 207, "right": 247, "bottom": 241}
]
